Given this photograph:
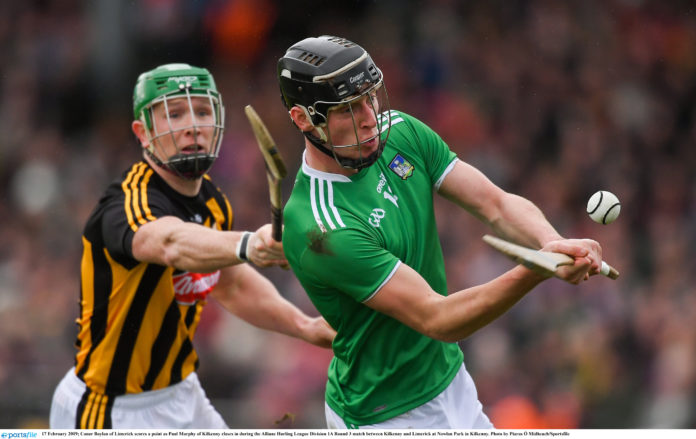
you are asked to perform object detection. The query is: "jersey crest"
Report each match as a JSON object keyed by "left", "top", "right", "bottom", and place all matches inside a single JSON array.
[{"left": 388, "top": 153, "right": 414, "bottom": 180}]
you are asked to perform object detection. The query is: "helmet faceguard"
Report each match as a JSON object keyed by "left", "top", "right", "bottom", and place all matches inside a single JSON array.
[
  {"left": 278, "top": 36, "right": 391, "bottom": 170},
  {"left": 133, "top": 63, "right": 225, "bottom": 180}
]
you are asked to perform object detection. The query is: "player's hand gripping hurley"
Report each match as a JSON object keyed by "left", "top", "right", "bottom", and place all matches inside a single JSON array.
[
  {"left": 244, "top": 105, "right": 288, "bottom": 241},
  {"left": 483, "top": 235, "right": 619, "bottom": 280}
]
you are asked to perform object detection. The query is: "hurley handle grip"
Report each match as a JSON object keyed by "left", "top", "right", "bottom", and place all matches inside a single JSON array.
[{"left": 271, "top": 205, "right": 283, "bottom": 242}]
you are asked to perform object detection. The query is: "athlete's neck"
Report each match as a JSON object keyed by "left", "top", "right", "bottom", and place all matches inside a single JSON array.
[
  {"left": 304, "top": 142, "right": 358, "bottom": 177},
  {"left": 143, "top": 154, "right": 202, "bottom": 197}
]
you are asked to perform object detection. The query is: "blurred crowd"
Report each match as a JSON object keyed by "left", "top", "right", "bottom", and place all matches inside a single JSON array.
[{"left": 1, "top": 0, "right": 695, "bottom": 429}]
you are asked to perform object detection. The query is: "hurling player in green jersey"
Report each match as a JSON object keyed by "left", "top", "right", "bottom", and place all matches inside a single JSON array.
[{"left": 276, "top": 36, "right": 606, "bottom": 429}]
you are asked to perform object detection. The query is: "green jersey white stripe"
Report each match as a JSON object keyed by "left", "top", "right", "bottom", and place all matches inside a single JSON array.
[
  {"left": 379, "top": 110, "right": 403, "bottom": 133},
  {"left": 327, "top": 180, "right": 346, "bottom": 228},
  {"left": 317, "top": 177, "right": 336, "bottom": 230},
  {"left": 307, "top": 161, "right": 349, "bottom": 231},
  {"left": 309, "top": 177, "right": 326, "bottom": 232}
]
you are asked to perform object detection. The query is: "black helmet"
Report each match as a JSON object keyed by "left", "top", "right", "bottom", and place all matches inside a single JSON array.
[{"left": 277, "top": 36, "right": 391, "bottom": 170}]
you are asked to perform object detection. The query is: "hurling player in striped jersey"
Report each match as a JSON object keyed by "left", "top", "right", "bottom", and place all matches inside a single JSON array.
[
  {"left": 49, "top": 63, "right": 335, "bottom": 429},
  {"left": 277, "top": 36, "right": 605, "bottom": 429}
]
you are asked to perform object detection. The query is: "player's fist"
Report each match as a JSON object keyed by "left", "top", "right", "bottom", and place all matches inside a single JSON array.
[
  {"left": 247, "top": 224, "right": 289, "bottom": 269},
  {"left": 541, "top": 238, "right": 602, "bottom": 284}
]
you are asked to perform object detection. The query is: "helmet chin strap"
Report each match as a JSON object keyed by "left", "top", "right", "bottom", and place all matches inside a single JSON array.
[
  {"left": 303, "top": 131, "right": 384, "bottom": 170},
  {"left": 145, "top": 146, "right": 214, "bottom": 180}
]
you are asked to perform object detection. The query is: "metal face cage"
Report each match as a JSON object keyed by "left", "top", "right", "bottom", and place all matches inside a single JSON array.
[{"left": 144, "top": 85, "right": 225, "bottom": 179}]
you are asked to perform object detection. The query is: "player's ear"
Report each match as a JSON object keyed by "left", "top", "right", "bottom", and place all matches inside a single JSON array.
[
  {"left": 131, "top": 120, "right": 150, "bottom": 148},
  {"left": 289, "top": 106, "right": 315, "bottom": 132}
]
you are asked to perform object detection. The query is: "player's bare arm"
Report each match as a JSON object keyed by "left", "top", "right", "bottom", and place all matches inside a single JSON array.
[
  {"left": 366, "top": 262, "right": 548, "bottom": 342},
  {"left": 437, "top": 160, "right": 602, "bottom": 279},
  {"left": 211, "top": 264, "right": 335, "bottom": 348},
  {"left": 132, "top": 217, "right": 287, "bottom": 272}
]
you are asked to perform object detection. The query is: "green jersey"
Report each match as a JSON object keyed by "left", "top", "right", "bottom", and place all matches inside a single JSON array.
[{"left": 283, "top": 110, "right": 463, "bottom": 426}]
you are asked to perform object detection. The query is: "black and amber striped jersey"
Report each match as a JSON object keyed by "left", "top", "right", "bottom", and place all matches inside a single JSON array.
[{"left": 73, "top": 160, "right": 234, "bottom": 399}]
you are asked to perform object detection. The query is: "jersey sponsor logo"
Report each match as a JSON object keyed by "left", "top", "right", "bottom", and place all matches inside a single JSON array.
[
  {"left": 388, "top": 154, "right": 414, "bottom": 180},
  {"left": 368, "top": 208, "right": 386, "bottom": 227},
  {"left": 172, "top": 270, "right": 220, "bottom": 305},
  {"left": 376, "top": 172, "right": 399, "bottom": 207}
]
